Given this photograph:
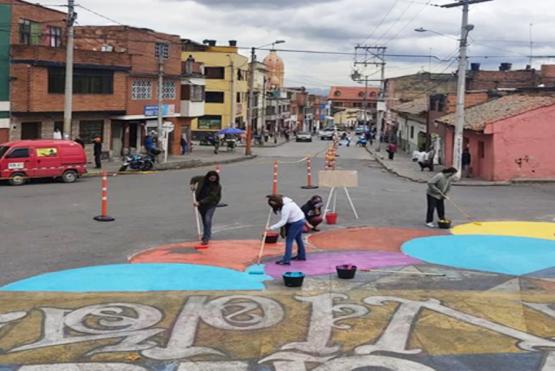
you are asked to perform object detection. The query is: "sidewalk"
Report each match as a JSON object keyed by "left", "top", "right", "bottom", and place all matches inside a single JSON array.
[
  {"left": 86, "top": 146, "right": 255, "bottom": 176},
  {"left": 365, "top": 146, "right": 511, "bottom": 186}
]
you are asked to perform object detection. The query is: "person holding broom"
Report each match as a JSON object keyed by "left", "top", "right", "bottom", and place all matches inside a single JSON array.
[
  {"left": 426, "top": 167, "right": 457, "bottom": 228},
  {"left": 190, "top": 170, "right": 222, "bottom": 245},
  {"left": 267, "top": 194, "right": 306, "bottom": 265}
]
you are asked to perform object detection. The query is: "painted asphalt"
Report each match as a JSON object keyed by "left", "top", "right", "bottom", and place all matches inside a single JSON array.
[{"left": 452, "top": 221, "right": 555, "bottom": 240}]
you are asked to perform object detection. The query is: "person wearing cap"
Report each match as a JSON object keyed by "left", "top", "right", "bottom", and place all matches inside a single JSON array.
[{"left": 267, "top": 194, "right": 306, "bottom": 265}]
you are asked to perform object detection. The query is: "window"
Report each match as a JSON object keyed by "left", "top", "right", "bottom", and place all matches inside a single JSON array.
[
  {"left": 410, "top": 126, "right": 414, "bottom": 139},
  {"left": 0, "top": 146, "right": 9, "bottom": 158},
  {"left": 19, "top": 19, "right": 32, "bottom": 45},
  {"left": 132, "top": 80, "right": 152, "bottom": 100},
  {"left": 154, "top": 42, "right": 169, "bottom": 60},
  {"left": 7, "top": 148, "right": 30, "bottom": 158},
  {"left": 205, "top": 67, "right": 225, "bottom": 79},
  {"left": 237, "top": 69, "right": 245, "bottom": 81},
  {"left": 47, "top": 26, "right": 62, "bottom": 47},
  {"left": 205, "top": 91, "right": 224, "bottom": 103},
  {"left": 181, "top": 85, "right": 205, "bottom": 102},
  {"left": 48, "top": 68, "right": 114, "bottom": 94},
  {"left": 236, "top": 92, "right": 242, "bottom": 103},
  {"left": 198, "top": 115, "right": 222, "bottom": 130},
  {"left": 79, "top": 120, "right": 103, "bottom": 144},
  {"left": 162, "top": 81, "right": 176, "bottom": 100}
]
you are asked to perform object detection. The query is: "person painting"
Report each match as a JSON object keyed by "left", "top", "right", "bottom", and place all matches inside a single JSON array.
[
  {"left": 301, "top": 195, "right": 324, "bottom": 232},
  {"left": 267, "top": 194, "right": 306, "bottom": 265},
  {"left": 190, "top": 171, "right": 222, "bottom": 246},
  {"left": 426, "top": 167, "right": 457, "bottom": 228}
]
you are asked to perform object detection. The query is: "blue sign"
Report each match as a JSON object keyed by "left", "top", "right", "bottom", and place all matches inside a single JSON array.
[{"left": 144, "top": 104, "right": 175, "bottom": 117}]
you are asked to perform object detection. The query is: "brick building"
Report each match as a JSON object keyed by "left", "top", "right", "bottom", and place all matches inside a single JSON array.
[
  {"left": 327, "top": 86, "right": 380, "bottom": 124},
  {"left": 1, "top": 0, "right": 204, "bottom": 157}
]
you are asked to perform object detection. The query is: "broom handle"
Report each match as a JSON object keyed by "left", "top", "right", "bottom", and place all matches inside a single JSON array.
[
  {"left": 256, "top": 209, "right": 273, "bottom": 265},
  {"left": 441, "top": 192, "right": 475, "bottom": 222},
  {"left": 192, "top": 190, "right": 202, "bottom": 241}
]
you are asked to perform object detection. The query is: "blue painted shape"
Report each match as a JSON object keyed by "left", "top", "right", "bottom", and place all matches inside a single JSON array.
[
  {"left": 402, "top": 235, "right": 555, "bottom": 276},
  {"left": 0, "top": 264, "right": 272, "bottom": 292}
]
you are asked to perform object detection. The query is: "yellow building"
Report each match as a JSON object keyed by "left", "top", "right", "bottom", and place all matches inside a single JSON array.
[{"left": 182, "top": 40, "right": 249, "bottom": 138}]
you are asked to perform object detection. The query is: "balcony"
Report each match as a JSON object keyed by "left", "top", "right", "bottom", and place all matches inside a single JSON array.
[
  {"left": 182, "top": 60, "right": 205, "bottom": 78},
  {"left": 180, "top": 101, "right": 204, "bottom": 118}
]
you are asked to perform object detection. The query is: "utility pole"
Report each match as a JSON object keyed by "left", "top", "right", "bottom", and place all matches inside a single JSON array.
[
  {"left": 63, "top": 0, "right": 76, "bottom": 140},
  {"left": 442, "top": 0, "right": 492, "bottom": 178},
  {"left": 228, "top": 56, "right": 236, "bottom": 129},
  {"left": 157, "top": 51, "right": 164, "bottom": 159},
  {"left": 246, "top": 47, "right": 255, "bottom": 156},
  {"left": 352, "top": 45, "right": 386, "bottom": 151}
]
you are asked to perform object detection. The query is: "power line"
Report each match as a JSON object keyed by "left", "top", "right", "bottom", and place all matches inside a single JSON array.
[
  {"left": 375, "top": 1, "right": 416, "bottom": 44},
  {"left": 381, "top": 1, "right": 432, "bottom": 45},
  {"left": 360, "top": 0, "right": 400, "bottom": 46},
  {"left": 76, "top": 4, "right": 125, "bottom": 26}
]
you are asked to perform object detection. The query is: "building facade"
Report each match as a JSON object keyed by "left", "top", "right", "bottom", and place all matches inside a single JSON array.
[{"left": 182, "top": 39, "right": 248, "bottom": 139}]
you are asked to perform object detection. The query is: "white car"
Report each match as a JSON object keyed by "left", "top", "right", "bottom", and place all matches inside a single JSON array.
[
  {"left": 319, "top": 128, "right": 345, "bottom": 140},
  {"left": 295, "top": 132, "right": 312, "bottom": 142}
]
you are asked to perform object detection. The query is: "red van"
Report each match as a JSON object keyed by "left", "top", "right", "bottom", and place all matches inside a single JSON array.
[{"left": 0, "top": 140, "right": 87, "bottom": 185}]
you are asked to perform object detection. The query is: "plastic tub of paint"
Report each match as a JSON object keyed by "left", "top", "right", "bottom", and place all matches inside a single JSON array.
[
  {"left": 283, "top": 272, "right": 305, "bottom": 287},
  {"left": 325, "top": 212, "right": 338, "bottom": 225},
  {"left": 336, "top": 264, "right": 357, "bottom": 279},
  {"left": 438, "top": 219, "right": 452, "bottom": 229},
  {"left": 265, "top": 231, "right": 280, "bottom": 244}
]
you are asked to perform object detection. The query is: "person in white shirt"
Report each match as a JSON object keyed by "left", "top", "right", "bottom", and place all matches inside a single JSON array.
[
  {"left": 53, "top": 128, "right": 62, "bottom": 140},
  {"left": 267, "top": 194, "right": 307, "bottom": 265}
]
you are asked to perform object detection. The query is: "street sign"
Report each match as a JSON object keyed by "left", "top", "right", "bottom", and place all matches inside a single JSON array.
[
  {"left": 162, "top": 122, "right": 174, "bottom": 133},
  {"left": 144, "top": 104, "right": 176, "bottom": 117}
]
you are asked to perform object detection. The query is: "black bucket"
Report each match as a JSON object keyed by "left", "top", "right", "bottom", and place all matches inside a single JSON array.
[
  {"left": 336, "top": 264, "right": 357, "bottom": 279},
  {"left": 283, "top": 272, "right": 305, "bottom": 287},
  {"left": 438, "top": 220, "right": 452, "bottom": 229}
]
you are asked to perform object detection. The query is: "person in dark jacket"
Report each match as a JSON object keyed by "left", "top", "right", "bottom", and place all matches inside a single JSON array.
[
  {"left": 93, "top": 137, "right": 102, "bottom": 169},
  {"left": 386, "top": 142, "right": 397, "bottom": 160},
  {"left": 301, "top": 195, "right": 324, "bottom": 232},
  {"left": 462, "top": 147, "right": 471, "bottom": 178},
  {"left": 74, "top": 137, "right": 85, "bottom": 148},
  {"left": 190, "top": 171, "right": 222, "bottom": 245},
  {"left": 426, "top": 167, "right": 457, "bottom": 228}
]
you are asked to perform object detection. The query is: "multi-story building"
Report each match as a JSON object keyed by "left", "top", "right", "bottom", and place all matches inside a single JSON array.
[
  {"left": 265, "top": 89, "right": 290, "bottom": 136},
  {"left": 1, "top": 0, "right": 205, "bottom": 157},
  {"left": 182, "top": 39, "right": 248, "bottom": 139},
  {"left": 327, "top": 86, "right": 380, "bottom": 123}
]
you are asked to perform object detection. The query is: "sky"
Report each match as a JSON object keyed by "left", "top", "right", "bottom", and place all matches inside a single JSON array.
[{"left": 40, "top": 0, "right": 555, "bottom": 91}]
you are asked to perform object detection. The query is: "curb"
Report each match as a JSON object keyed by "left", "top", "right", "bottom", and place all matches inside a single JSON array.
[
  {"left": 364, "top": 147, "right": 512, "bottom": 187},
  {"left": 83, "top": 155, "right": 257, "bottom": 177}
]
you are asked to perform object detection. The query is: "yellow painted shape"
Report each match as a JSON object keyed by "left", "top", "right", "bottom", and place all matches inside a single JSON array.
[{"left": 452, "top": 221, "right": 555, "bottom": 241}]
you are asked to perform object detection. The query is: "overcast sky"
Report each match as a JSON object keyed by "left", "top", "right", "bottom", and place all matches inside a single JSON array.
[{"left": 43, "top": 0, "right": 555, "bottom": 91}]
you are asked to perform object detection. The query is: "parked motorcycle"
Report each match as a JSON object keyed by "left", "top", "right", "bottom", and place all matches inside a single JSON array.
[{"left": 119, "top": 153, "right": 155, "bottom": 172}]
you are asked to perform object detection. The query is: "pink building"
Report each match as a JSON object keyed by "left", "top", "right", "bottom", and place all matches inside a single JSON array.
[{"left": 435, "top": 94, "right": 555, "bottom": 181}]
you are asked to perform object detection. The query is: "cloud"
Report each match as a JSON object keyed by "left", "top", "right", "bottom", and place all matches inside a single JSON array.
[{"left": 172, "top": 0, "right": 337, "bottom": 9}]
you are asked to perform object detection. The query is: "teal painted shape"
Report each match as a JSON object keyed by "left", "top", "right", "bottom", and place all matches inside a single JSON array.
[
  {"left": 0, "top": 264, "right": 272, "bottom": 292},
  {"left": 0, "top": 4, "right": 11, "bottom": 101},
  {"left": 402, "top": 235, "right": 555, "bottom": 276}
]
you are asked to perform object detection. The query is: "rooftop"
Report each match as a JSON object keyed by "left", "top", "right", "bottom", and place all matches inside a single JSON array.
[
  {"left": 328, "top": 86, "right": 380, "bottom": 101},
  {"left": 436, "top": 94, "right": 555, "bottom": 131},
  {"left": 390, "top": 97, "right": 428, "bottom": 115}
]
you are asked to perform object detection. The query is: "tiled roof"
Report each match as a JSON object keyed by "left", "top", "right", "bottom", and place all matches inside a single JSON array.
[
  {"left": 328, "top": 86, "right": 380, "bottom": 101},
  {"left": 390, "top": 97, "right": 428, "bottom": 115},
  {"left": 436, "top": 94, "right": 555, "bottom": 131}
]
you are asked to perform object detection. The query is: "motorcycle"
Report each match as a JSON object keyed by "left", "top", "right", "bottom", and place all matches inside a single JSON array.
[{"left": 119, "top": 153, "right": 155, "bottom": 172}]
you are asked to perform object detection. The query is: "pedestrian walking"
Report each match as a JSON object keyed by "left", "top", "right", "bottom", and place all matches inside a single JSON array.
[
  {"left": 181, "top": 133, "right": 188, "bottom": 155},
  {"left": 301, "top": 195, "right": 324, "bottom": 232},
  {"left": 426, "top": 167, "right": 457, "bottom": 228},
  {"left": 386, "top": 142, "right": 397, "bottom": 160},
  {"left": 462, "top": 147, "right": 471, "bottom": 178},
  {"left": 267, "top": 194, "right": 306, "bottom": 265},
  {"left": 190, "top": 170, "right": 222, "bottom": 246},
  {"left": 93, "top": 137, "right": 102, "bottom": 169}
]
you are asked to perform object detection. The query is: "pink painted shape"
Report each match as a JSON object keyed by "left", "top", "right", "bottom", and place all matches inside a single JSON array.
[{"left": 265, "top": 251, "right": 421, "bottom": 278}]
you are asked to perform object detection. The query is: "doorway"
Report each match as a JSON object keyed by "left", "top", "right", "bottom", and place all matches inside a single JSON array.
[{"left": 21, "top": 122, "right": 41, "bottom": 139}]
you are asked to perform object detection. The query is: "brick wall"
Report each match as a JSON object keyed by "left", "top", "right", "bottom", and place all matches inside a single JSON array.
[{"left": 466, "top": 70, "right": 539, "bottom": 90}]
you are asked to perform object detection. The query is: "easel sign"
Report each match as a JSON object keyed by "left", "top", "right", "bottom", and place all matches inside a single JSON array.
[{"left": 318, "top": 170, "right": 359, "bottom": 219}]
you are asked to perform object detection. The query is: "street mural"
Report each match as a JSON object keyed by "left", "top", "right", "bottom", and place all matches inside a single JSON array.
[{"left": 1, "top": 222, "right": 554, "bottom": 369}]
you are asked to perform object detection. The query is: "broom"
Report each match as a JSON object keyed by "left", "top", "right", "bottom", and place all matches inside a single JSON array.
[
  {"left": 248, "top": 209, "right": 273, "bottom": 275},
  {"left": 441, "top": 192, "right": 482, "bottom": 226}
]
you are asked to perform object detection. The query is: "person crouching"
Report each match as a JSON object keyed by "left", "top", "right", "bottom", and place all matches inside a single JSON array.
[
  {"left": 267, "top": 194, "right": 306, "bottom": 265},
  {"left": 301, "top": 195, "right": 324, "bottom": 232}
]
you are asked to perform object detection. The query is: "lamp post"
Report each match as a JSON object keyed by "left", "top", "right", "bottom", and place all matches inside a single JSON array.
[{"left": 246, "top": 40, "right": 285, "bottom": 156}]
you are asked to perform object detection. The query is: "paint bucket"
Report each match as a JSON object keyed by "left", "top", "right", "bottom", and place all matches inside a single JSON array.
[
  {"left": 265, "top": 231, "right": 280, "bottom": 244},
  {"left": 326, "top": 212, "right": 338, "bottom": 225},
  {"left": 438, "top": 220, "right": 452, "bottom": 229},
  {"left": 283, "top": 272, "right": 305, "bottom": 287},
  {"left": 336, "top": 264, "right": 357, "bottom": 279}
]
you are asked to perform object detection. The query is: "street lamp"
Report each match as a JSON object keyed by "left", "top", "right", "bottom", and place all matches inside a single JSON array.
[{"left": 246, "top": 40, "right": 286, "bottom": 156}]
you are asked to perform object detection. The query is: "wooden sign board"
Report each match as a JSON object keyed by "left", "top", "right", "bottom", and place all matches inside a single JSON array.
[{"left": 318, "top": 170, "right": 358, "bottom": 188}]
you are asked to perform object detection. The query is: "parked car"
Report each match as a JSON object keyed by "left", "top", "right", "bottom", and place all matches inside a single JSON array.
[
  {"left": 319, "top": 127, "right": 345, "bottom": 140},
  {"left": 0, "top": 140, "right": 87, "bottom": 186},
  {"left": 295, "top": 132, "right": 312, "bottom": 142}
]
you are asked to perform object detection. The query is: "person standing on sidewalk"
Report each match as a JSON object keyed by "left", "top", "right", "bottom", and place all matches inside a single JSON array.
[
  {"left": 180, "top": 133, "right": 188, "bottom": 155},
  {"left": 190, "top": 171, "right": 222, "bottom": 245},
  {"left": 425, "top": 167, "right": 457, "bottom": 228},
  {"left": 267, "top": 194, "right": 306, "bottom": 265},
  {"left": 386, "top": 142, "right": 397, "bottom": 160},
  {"left": 93, "top": 137, "right": 102, "bottom": 169},
  {"left": 462, "top": 147, "right": 471, "bottom": 178}
]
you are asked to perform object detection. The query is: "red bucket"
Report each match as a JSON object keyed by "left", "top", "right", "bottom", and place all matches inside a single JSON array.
[{"left": 325, "top": 212, "right": 337, "bottom": 225}]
